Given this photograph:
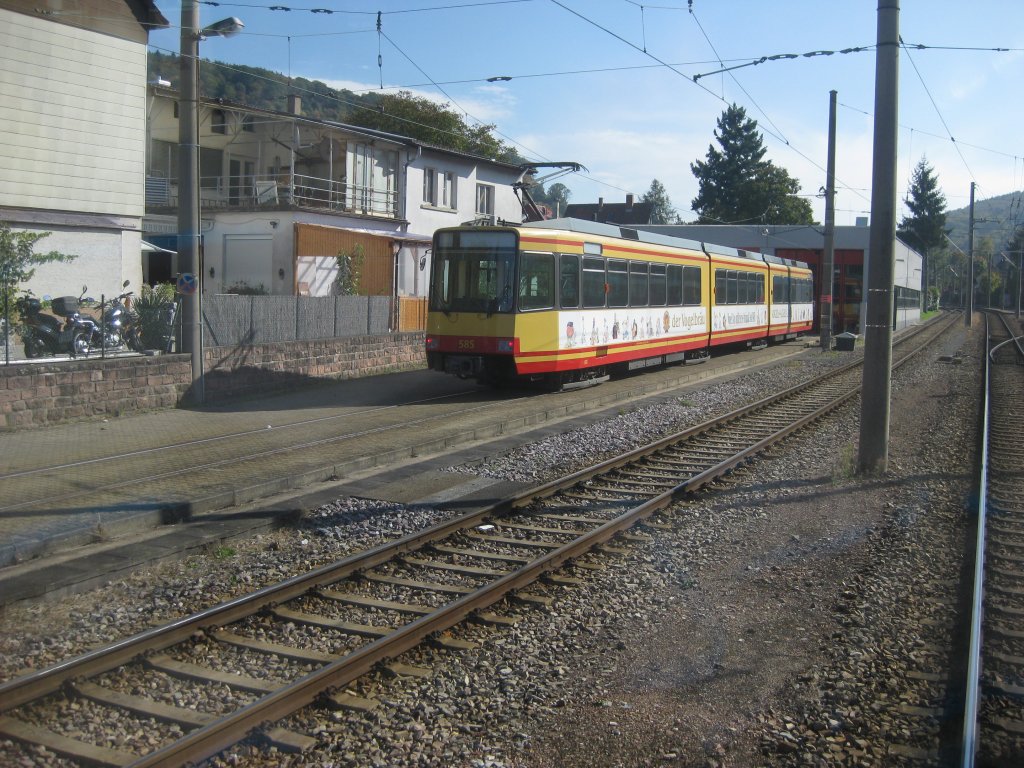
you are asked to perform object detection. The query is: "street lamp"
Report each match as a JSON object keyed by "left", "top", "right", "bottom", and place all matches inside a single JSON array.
[{"left": 178, "top": 2, "right": 243, "bottom": 404}]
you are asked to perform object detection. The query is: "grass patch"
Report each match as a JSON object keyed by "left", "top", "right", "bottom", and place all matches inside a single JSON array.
[
  {"left": 210, "top": 545, "right": 237, "bottom": 560},
  {"left": 832, "top": 443, "right": 858, "bottom": 484}
]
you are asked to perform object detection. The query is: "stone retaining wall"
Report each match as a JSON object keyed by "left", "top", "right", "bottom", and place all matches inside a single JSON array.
[{"left": 0, "top": 333, "right": 426, "bottom": 429}]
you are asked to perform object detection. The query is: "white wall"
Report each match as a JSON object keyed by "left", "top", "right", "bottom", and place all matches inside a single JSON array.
[
  {"left": 405, "top": 150, "right": 522, "bottom": 237},
  {"left": 0, "top": 9, "right": 147, "bottom": 218},
  {"left": 17, "top": 225, "right": 144, "bottom": 301}
]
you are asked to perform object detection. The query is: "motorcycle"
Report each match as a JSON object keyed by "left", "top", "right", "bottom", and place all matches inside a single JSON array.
[
  {"left": 15, "top": 291, "right": 64, "bottom": 358},
  {"left": 101, "top": 280, "right": 142, "bottom": 352},
  {"left": 53, "top": 287, "right": 104, "bottom": 358}
]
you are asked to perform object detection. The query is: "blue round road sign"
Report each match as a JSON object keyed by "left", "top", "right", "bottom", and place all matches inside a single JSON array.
[{"left": 177, "top": 273, "right": 198, "bottom": 296}]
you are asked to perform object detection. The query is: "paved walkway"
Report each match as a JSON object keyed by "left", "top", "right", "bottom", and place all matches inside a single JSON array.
[{"left": 0, "top": 341, "right": 817, "bottom": 605}]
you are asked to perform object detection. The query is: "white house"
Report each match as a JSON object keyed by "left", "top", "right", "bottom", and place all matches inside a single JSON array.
[
  {"left": 0, "top": 0, "right": 167, "bottom": 301},
  {"left": 143, "top": 88, "right": 525, "bottom": 320}
]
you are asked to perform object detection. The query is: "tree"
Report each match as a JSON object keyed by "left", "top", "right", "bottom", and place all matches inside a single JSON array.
[
  {"left": 898, "top": 158, "right": 948, "bottom": 255},
  {"left": 335, "top": 243, "right": 365, "bottom": 296},
  {"left": 545, "top": 183, "right": 572, "bottom": 215},
  {"left": 0, "top": 223, "right": 76, "bottom": 311},
  {"left": 1003, "top": 226, "right": 1024, "bottom": 311},
  {"left": 641, "top": 179, "right": 678, "bottom": 224},
  {"left": 0, "top": 223, "right": 77, "bottom": 348},
  {"left": 690, "top": 104, "right": 814, "bottom": 225},
  {"left": 528, "top": 182, "right": 572, "bottom": 216},
  {"left": 898, "top": 158, "right": 948, "bottom": 306},
  {"left": 324, "top": 91, "right": 522, "bottom": 165},
  {"left": 149, "top": 53, "right": 523, "bottom": 164}
]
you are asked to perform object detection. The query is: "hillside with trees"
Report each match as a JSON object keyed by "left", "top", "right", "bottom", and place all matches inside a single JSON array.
[
  {"left": 147, "top": 51, "right": 523, "bottom": 164},
  {"left": 943, "top": 190, "right": 1024, "bottom": 254}
]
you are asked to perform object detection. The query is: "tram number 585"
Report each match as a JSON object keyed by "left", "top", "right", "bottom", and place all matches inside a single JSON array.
[{"left": 457, "top": 339, "right": 476, "bottom": 350}]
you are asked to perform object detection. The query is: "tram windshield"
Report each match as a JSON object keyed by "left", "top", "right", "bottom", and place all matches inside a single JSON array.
[{"left": 430, "top": 230, "right": 517, "bottom": 313}]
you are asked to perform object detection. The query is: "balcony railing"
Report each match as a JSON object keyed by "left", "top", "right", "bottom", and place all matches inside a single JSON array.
[{"left": 146, "top": 173, "right": 399, "bottom": 218}]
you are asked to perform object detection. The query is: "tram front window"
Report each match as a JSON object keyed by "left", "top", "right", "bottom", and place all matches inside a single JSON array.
[{"left": 431, "top": 231, "right": 516, "bottom": 313}]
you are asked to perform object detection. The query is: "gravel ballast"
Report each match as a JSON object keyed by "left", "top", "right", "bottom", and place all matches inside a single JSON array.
[{"left": 0, "top": 320, "right": 981, "bottom": 767}]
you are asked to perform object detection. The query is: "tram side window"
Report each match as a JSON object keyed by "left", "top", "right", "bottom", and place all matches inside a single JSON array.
[
  {"left": 582, "top": 256, "right": 606, "bottom": 307},
  {"left": 650, "top": 264, "right": 667, "bottom": 305},
  {"left": 753, "top": 274, "right": 765, "bottom": 304},
  {"left": 793, "top": 278, "right": 805, "bottom": 303},
  {"left": 559, "top": 254, "right": 580, "bottom": 308},
  {"left": 519, "top": 252, "right": 554, "bottom": 311},
  {"left": 773, "top": 274, "right": 789, "bottom": 302},
  {"left": 667, "top": 265, "right": 683, "bottom": 305},
  {"left": 738, "top": 271, "right": 749, "bottom": 304},
  {"left": 629, "top": 262, "right": 649, "bottom": 307},
  {"left": 715, "top": 268, "right": 727, "bottom": 304},
  {"left": 727, "top": 270, "right": 739, "bottom": 304},
  {"left": 683, "top": 266, "right": 701, "bottom": 305},
  {"left": 608, "top": 259, "right": 628, "bottom": 307},
  {"left": 747, "top": 273, "right": 762, "bottom": 304}
]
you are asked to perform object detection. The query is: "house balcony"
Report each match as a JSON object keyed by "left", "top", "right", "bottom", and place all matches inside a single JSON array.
[{"left": 145, "top": 173, "right": 399, "bottom": 219}]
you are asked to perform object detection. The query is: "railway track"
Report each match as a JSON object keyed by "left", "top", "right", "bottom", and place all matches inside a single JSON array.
[
  {"left": 0, "top": 314, "right": 958, "bottom": 767},
  {"left": 963, "top": 312, "right": 1024, "bottom": 766}
]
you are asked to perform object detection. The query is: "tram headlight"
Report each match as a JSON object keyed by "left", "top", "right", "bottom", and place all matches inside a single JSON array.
[
  {"left": 497, "top": 338, "right": 514, "bottom": 353},
  {"left": 426, "top": 336, "right": 440, "bottom": 350}
]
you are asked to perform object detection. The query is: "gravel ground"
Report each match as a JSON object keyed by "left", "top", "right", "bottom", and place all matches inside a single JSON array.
[{"left": 0, "top": 319, "right": 981, "bottom": 767}]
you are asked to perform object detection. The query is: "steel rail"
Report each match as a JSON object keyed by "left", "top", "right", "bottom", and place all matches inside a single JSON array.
[
  {"left": 960, "top": 314, "right": 992, "bottom": 767},
  {"left": 128, "top": 330, "right": 894, "bottom": 768},
  {"left": 0, "top": 312, "right": 958, "bottom": 766},
  {"left": 961, "top": 311, "right": 1022, "bottom": 766},
  {"left": 125, "top": 314, "right": 961, "bottom": 768}
]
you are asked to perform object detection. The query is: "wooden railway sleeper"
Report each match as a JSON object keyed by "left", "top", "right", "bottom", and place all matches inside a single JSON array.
[
  {"left": 535, "top": 512, "right": 621, "bottom": 525},
  {"left": 604, "top": 471, "right": 690, "bottom": 489},
  {"left": 641, "top": 458, "right": 710, "bottom": 473}
]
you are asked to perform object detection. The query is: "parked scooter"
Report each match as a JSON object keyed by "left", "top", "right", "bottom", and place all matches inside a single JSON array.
[
  {"left": 15, "top": 291, "right": 64, "bottom": 358},
  {"left": 53, "top": 287, "right": 103, "bottom": 358}
]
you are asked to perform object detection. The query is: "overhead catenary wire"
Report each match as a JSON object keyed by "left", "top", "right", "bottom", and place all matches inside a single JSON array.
[
  {"left": 141, "top": 1, "right": 1024, "bottom": 216},
  {"left": 900, "top": 36, "right": 977, "bottom": 183}
]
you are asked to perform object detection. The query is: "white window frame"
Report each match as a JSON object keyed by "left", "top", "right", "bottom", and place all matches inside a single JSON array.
[
  {"left": 423, "top": 168, "right": 436, "bottom": 204},
  {"left": 441, "top": 171, "right": 455, "bottom": 208},
  {"left": 476, "top": 183, "right": 495, "bottom": 216},
  {"left": 423, "top": 167, "right": 456, "bottom": 209}
]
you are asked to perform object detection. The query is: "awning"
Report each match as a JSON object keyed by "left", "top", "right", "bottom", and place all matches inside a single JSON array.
[
  {"left": 142, "top": 240, "right": 177, "bottom": 253},
  {"left": 335, "top": 227, "right": 432, "bottom": 244}
]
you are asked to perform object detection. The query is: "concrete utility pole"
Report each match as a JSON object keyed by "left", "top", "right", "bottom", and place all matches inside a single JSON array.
[
  {"left": 966, "top": 182, "right": 975, "bottom": 327},
  {"left": 179, "top": 0, "right": 204, "bottom": 403},
  {"left": 858, "top": 0, "right": 899, "bottom": 476},
  {"left": 820, "top": 90, "right": 837, "bottom": 352}
]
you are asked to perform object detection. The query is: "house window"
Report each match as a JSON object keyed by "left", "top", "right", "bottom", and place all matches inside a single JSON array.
[
  {"left": 350, "top": 143, "right": 399, "bottom": 216},
  {"left": 211, "top": 109, "right": 227, "bottom": 134},
  {"left": 241, "top": 115, "right": 255, "bottom": 132},
  {"left": 423, "top": 168, "right": 456, "bottom": 208},
  {"left": 476, "top": 183, "right": 495, "bottom": 216},
  {"left": 423, "top": 168, "right": 434, "bottom": 204},
  {"left": 441, "top": 172, "right": 455, "bottom": 207}
]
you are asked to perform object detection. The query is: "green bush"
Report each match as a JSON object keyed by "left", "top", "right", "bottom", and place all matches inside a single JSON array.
[{"left": 133, "top": 283, "right": 176, "bottom": 350}]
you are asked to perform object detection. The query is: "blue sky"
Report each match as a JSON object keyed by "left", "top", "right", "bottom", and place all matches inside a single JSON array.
[{"left": 149, "top": 1, "right": 1024, "bottom": 226}]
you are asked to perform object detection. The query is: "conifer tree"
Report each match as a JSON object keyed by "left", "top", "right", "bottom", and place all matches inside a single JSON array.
[
  {"left": 641, "top": 179, "right": 678, "bottom": 224},
  {"left": 898, "top": 158, "right": 948, "bottom": 308},
  {"left": 898, "top": 158, "right": 948, "bottom": 255},
  {"left": 690, "top": 104, "right": 813, "bottom": 225}
]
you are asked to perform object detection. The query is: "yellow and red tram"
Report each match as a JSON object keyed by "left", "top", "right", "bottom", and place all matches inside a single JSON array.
[{"left": 426, "top": 218, "right": 813, "bottom": 388}]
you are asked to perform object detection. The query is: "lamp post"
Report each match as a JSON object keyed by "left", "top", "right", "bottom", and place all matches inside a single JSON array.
[{"left": 178, "top": 2, "right": 243, "bottom": 404}]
